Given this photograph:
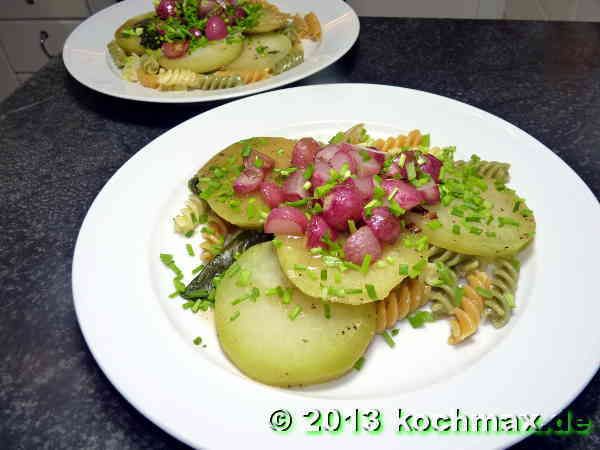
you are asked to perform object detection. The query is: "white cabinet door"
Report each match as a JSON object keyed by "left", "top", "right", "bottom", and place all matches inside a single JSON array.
[{"left": 0, "top": 20, "right": 81, "bottom": 72}]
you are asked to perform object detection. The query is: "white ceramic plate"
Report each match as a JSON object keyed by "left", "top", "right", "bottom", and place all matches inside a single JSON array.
[
  {"left": 73, "top": 84, "right": 600, "bottom": 449},
  {"left": 63, "top": 0, "right": 358, "bottom": 103}
]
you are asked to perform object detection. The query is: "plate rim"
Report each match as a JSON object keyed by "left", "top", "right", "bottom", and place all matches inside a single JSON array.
[
  {"left": 62, "top": 0, "right": 360, "bottom": 103},
  {"left": 72, "top": 83, "right": 600, "bottom": 450}
]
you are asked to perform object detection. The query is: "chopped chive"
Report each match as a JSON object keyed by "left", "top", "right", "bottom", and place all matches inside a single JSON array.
[
  {"left": 294, "top": 264, "right": 307, "bottom": 271},
  {"left": 253, "top": 157, "right": 264, "bottom": 169},
  {"left": 320, "top": 269, "right": 327, "bottom": 281},
  {"left": 452, "top": 224, "right": 461, "bottom": 235},
  {"left": 353, "top": 356, "right": 365, "bottom": 371},
  {"left": 453, "top": 286, "right": 464, "bottom": 306},
  {"left": 397, "top": 153, "right": 407, "bottom": 167},
  {"left": 407, "top": 162, "right": 416, "bottom": 180},
  {"left": 185, "top": 230, "right": 194, "bottom": 238},
  {"left": 303, "top": 164, "right": 314, "bottom": 180},
  {"left": 186, "top": 243, "right": 195, "bottom": 257},
  {"left": 469, "top": 226, "right": 483, "bottom": 235},
  {"left": 475, "top": 287, "right": 494, "bottom": 299},
  {"left": 236, "top": 269, "right": 251, "bottom": 287},
  {"left": 229, "top": 311, "right": 240, "bottom": 322},
  {"left": 387, "top": 187, "right": 399, "bottom": 201},
  {"left": 409, "top": 259, "right": 427, "bottom": 278},
  {"left": 265, "top": 287, "right": 278, "bottom": 296},
  {"left": 182, "top": 301, "right": 194, "bottom": 309},
  {"left": 389, "top": 201, "right": 406, "bottom": 217},
  {"left": 334, "top": 271, "right": 342, "bottom": 284},
  {"left": 277, "top": 148, "right": 285, "bottom": 156},
  {"left": 451, "top": 207, "right": 464, "bottom": 217},
  {"left": 361, "top": 254, "right": 372, "bottom": 274},
  {"left": 186, "top": 289, "right": 209, "bottom": 299},
  {"left": 193, "top": 336, "right": 202, "bottom": 346},
  {"left": 348, "top": 219, "right": 357, "bottom": 234},
  {"left": 241, "top": 145, "right": 252, "bottom": 157},
  {"left": 345, "top": 288, "right": 364, "bottom": 294},
  {"left": 391, "top": 328, "right": 400, "bottom": 336},
  {"left": 365, "top": 283, "right": 377, "bottom": 300},
  {"left": 231, "top": 294, "right": 249, "bottom": 305},
  {"left": 399, "top": 264, "right": 409, "bottom": 276},
  {"left": 323, "top": 301, "right": 332, "bottom": 319},
  {"left": 407, "top": 310, "right": 434, "bottom": 328},
  {"left": 286, "top": 198, "right": 309, "bottom": 207},
  {"left": 173, "top": 278, "right": 186, "bottom": 293},
  {"left": 513, "top": 200, "right": 522, "bottom": 212},
  {"left": 282, "top": 288, "right": 292, "bottom": 305},
  {"left": 427, "top": 219, "right": 442, "bottom": 230},
  {"left": 498, "top": 216, "right": 520, "bottom": 227},
  {"left": 380, "top": 331, "right": 395, "bottom": 348},
  {"left": 288, "top": 305, "right": 302, "bottom": 320},
  {"left": 191, "top": 264, "right": 204, "bottom": 275}
]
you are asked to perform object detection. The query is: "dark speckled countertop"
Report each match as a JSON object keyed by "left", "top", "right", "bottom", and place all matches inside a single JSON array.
[{"left": 1, "top": 18, "right": 598, "bottom": 450}]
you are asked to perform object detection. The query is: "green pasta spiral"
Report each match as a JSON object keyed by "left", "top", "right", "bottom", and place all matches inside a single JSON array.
[
  {"left": 427, "top": 245, "right": 480, "bottom": 274},
  {"left": 485, "top": 258, "right": 519, "bottom": 328},
  {"left": 271, "top": 48, "right": 304, "bottom": 75},
  {"left": 430, "top": 283, "right": 456, "bottom": 318},
  {"left": 195, "top": 74, "right": 243, "bottom": 90},
  {"left": 107, "top": 40, "right": 128, "bottom": 68},
  {"left": 457, "top": 159, "right": 511, "bottom": 183}
]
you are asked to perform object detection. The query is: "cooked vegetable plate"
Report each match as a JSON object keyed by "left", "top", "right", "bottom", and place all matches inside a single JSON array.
[
  {"left": 160, "top": 124, "right": 536, "bottom": 387},
  {"left": 108, "top": 0, "right": 321, "bottom": 91}
]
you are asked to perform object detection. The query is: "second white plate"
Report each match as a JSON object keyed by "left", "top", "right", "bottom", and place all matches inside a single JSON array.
[{"left": 63, "top": 0, "right": 359, "bottom": 103}]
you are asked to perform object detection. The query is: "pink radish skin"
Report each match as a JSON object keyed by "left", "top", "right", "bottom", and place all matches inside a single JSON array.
[
  {"left": 417, "top": 181, "right": 441, "bottom": 204},
  {"left": 381, "top": 179, "right": 424, "bottom": 210},
  {"left": 243, "top": 150, "right": 275, "bottom": 172},
  {"left": 311, "top": 160, "right": 332, "bottom": 188},
  {"left": 363, "top": 207, "right": 402, "bottom": 244},
  {"left": 233, "top": 167, "right": 264, "bottom": 194},
  {"left": 344, "top": 226, "right": 382, "bottom": 265},
  {"left": 264, "top": 206, "right": 308, "bottom": 235},
  {"left": 259, "top": 181, "right": 284, "bottom": 208},
  {"left": 282, "top": 170, "right": 309, "bottom": 202},
  {"left": 291, "top": 138, "right": 320, "bottom": 168},
  {"left": 322, "top": 186, "right": 364, "bottom": 231},
  {"left": 305, "top": 215, "right": 338, "bottom": 249}
]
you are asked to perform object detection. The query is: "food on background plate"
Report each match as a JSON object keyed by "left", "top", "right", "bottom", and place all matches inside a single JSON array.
[
  {"left": 108, "top": 0, "right": 321, "bottom": 91},
  {"left": 160, "top": 124, "right": 536, "bottom": 387}
]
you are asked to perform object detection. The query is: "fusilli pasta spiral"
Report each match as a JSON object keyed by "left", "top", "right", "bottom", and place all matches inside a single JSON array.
[
  {"left": 292, "top": 12, "right": 322, "bottom": 41},
  {"left": 173, "top": 195, "right": 207, "bottom": 235},
  {"left": 376, "top": 279, "right": 431, "bottom": 332},
  {"left": 107, "top": 40, "right": 127, "bottom": 68},
  {"left": 429, "top": 283, "right": 456, "bottom": 318},
  {"left": 272, "top": 48, "right": 304, "bottom": 75},
  {"left": 427, "top": 246, "right": 480, "bottom": 274},
  {"left": 448, "top": 271, "right": 491, "bottom": 344},
  {"left": 200, "top": 214, "right": 230, "bottom": 262},
  {"left": 150, "top": 69, "right": 243, "bottom": 91},
  {"left": 215, "top": 69, "right": 271, "bottom": 85},
  {"left": 485, "top": 259, "right": 519, "bottom": 328},
  {"left": 372, "top": 130, "right": 423, "bottom": 152},
  {"left": 456, "top": 160, "right": 510, "bottom": 183}
]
